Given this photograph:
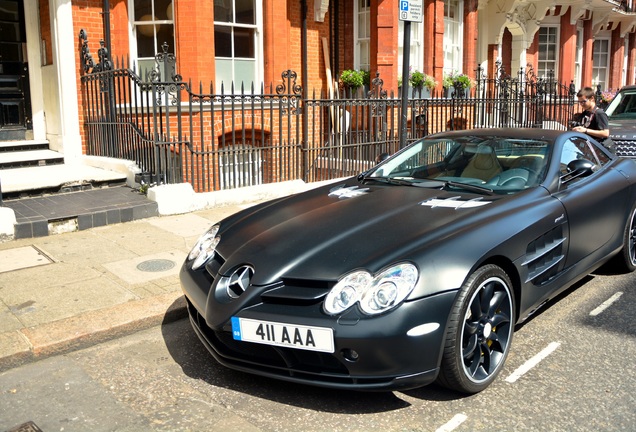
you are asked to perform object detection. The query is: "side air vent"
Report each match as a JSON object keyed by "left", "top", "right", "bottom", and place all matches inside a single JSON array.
[{"left": 523, "top": 225, "right": 566, "bottom": 285}]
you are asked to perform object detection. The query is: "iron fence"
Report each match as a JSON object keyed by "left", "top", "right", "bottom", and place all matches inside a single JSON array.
[{"left": 79, "top": 31, "right": 575, "bottom": 193}]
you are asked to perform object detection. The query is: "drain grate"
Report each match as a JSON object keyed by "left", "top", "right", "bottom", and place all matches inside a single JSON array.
[
  {"left": 7, "top": 421, "right": 44, "bottom": 432},
  {"left": 136, "top": 258, "right": 176, "bottom": 272}
]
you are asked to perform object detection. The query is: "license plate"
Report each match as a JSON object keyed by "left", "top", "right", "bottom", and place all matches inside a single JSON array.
[{"left": 231, "top": 317, "right": 335, "bottom": 353}]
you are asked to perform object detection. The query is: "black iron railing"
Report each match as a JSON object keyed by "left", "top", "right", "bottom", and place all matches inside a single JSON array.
[{"left": 79, "top": 30, "right": 575, "bottom": 193}]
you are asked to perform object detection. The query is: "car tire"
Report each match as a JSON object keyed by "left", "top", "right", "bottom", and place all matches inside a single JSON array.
[
  {"left": 616, "top": 202, "right": 636, "bottom": 272},
  {"left": 437, "top": 264, "right": 515, "bottom": 394}
]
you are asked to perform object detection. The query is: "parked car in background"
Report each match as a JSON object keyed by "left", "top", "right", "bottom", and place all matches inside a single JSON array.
[
  {"left": 606, "top": 85, "right": 636, "bottom": 157},
  {"left": 180, "top": 128, "right": 636, "bottom": 394}
]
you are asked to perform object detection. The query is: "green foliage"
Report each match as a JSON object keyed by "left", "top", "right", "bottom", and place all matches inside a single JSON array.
[
  {"left": 443, "top": 71, "right": 473, "bottom": 89},
  {"left": 340, "top": 69, "right": 365, "bottom": 89},
  {"left": 361, "top": 70, "right": 371, "bottom": 87},
  {"left": 409, "top": 70, "right": 438, "bottom": 90}
]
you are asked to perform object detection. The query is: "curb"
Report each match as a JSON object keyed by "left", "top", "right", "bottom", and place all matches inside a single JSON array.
[{"left": 0, "top": 291, "right": 187, "bottom": 372}]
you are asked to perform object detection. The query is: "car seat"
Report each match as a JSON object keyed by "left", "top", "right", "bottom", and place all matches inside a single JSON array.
[
  {"left": 461, "top": 145, "right": 503, "bottom": 181},
  {"left": 486, "top": 168, "right": 530, "bottom": 188}
]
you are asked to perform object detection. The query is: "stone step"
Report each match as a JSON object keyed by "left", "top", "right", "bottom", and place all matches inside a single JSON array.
[
  {"left": 0, "top": 149, "right": 64, "bottom": 169},
  {"left": 0, "top": 164, "right": 127, "bottom": 198},
  {"left": 0, "top": 140, "right": 50, "bottom": 153}
]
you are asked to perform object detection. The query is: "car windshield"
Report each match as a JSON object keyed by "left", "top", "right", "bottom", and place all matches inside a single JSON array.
[
  {"left": 367, "top": 136, "right": 550, "bottom": 194},
  {"left": 606, "top": 89, "right": 636, "bottom": 119}
]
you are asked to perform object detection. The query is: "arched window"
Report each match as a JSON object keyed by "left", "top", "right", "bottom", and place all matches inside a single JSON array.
[{"left": 219, "top": 144, "right": 263, "bottom": 189}]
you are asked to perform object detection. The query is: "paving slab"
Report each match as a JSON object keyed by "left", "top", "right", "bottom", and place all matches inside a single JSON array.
[
  {"left": 102, "top": 250, "right": 185, "bottom": 285},
  {"left": 0, "top": 246, "right": 53, "bottom": 274}
]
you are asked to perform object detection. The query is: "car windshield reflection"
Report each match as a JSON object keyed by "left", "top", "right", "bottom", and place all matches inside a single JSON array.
[
  {"left": 606, "top": 90, "right": 636, "bottom": 119},
  {"left": 369, "top": 136, "right": 550, "bottom": 194}
]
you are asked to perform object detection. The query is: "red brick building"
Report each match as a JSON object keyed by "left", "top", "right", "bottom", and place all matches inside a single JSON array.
[{"left": 5, "top": 0, "right": 636, "bottom": 162}]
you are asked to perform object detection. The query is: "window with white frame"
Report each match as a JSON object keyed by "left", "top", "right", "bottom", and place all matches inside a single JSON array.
[
  {"left": 354, "top": 0, "right": 370, "bottom": 72},
  {"left": 397, "top": 20, "right": 423, "bottom": 81},
  {"left": 131, "top": 0, "right": 175, "bottom": 81},
  {"left": 538, "top": 26, "right": 558, "bottom": 79},
  {"left": 443, "top": 0, "right": 463, "bottom": 74},
  {"left": 592, "top": 38, "right": 610, "bottom": 89},
  {"left": 575, "top": 27, "right": 583, "bottom": 90},
  {"left": 214, "top": 0, "right": 261, "bottom": 90},
  {"left": 623, "top": 38, "right": 630, "bottom": 87}
]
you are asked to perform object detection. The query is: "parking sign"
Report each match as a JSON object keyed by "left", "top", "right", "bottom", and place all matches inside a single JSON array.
[{"left": 399, "top": 0, "right": 423, "bottom": 23}]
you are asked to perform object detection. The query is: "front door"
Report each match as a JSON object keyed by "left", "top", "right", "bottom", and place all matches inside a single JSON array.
[{"left": 0, "top": 0, "right": 31, "bottom": 140}]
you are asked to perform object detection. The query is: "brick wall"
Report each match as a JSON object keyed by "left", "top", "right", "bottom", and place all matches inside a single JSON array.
[
  {"left": 39, "top": 0, "right": 53, "bottom": 65},
  {"left": 559, "top": 9, "right": 576, "bottom": 85},
  {"left": 72, "top": 0, "right": 105, "bottom": 155}
]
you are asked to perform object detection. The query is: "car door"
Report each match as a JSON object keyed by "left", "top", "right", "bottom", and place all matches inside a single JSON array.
[{"left": 554, "top": 137, "right": 629, "bottom": 268}]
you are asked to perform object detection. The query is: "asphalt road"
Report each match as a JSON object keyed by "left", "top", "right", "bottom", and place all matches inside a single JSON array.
[{"left": 0, "top": 266, "right": 634, "bottom": 432}]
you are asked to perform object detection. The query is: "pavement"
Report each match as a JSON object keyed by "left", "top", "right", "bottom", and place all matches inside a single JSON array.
[{"left": 0, "top": 179, "right": 340, "bottom": 372}]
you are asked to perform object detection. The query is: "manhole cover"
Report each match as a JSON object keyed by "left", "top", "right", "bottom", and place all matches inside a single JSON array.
[{"left": 136, "top": 259, "right": 176, "bottom": 272}]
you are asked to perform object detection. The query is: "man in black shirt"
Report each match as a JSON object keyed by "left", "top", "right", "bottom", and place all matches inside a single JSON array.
[{"left": 572, "top": 87, "right": 610, "bottom": 142}]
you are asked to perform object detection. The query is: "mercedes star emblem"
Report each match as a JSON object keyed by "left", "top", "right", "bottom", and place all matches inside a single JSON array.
[{"left": 226, "top": 265, "right": 254, "bottom": 298}]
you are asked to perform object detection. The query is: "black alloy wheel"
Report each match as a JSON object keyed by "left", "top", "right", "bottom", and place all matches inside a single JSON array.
[
  {"left": 437, "top": 264, "right": 515, "bottom": 394},
  {"left": 618, "top": 203, "right": 636, "bottom": 272}
]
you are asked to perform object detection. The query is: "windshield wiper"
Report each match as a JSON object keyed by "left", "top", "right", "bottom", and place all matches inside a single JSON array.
[
  {"left": 360, "top": 176, "right": 415, "bottom": 186},
  {"left": 444, "top": 180, "right": 494, "bottom": 195}
]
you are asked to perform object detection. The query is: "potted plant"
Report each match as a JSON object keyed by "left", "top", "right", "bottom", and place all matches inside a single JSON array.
[
  {"left": 409, "top": 69, "right": 437, "bottom": 98},
  {"left": 599, "top": 88, "right": 617, "bottom": 109},
  {"left": 340, "top": 69, "right": 364, "bottom": 96},
  {"left": 443, "top": 71, "right": 473, "bottom": 98}
]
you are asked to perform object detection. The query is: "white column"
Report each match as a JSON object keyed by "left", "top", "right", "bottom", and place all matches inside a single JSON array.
[{"left": 51, "top": 0, "right": 82, "bottom": 162}]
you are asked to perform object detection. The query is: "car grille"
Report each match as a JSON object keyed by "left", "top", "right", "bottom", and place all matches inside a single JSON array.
[{"left": 614, "top": 140, "right": 636, "bottom": 158}]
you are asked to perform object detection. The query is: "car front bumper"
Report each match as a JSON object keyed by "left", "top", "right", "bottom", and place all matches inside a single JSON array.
[{"left": 180, "top": 261, "right": 458, "bottom": 391}]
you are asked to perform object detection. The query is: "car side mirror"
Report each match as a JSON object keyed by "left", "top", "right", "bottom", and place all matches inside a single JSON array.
[{"left": 561, "top": 158, "right": 595, "bottom": 183}]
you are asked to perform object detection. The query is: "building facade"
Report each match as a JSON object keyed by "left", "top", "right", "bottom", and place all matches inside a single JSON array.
[{"left": 6, "top": 0, "right": 636, "bottom": 163}]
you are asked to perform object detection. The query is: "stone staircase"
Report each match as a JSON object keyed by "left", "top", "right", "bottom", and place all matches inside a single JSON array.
[
  {"left": 0, "top": 139, "right": 127, "bottom": 200},
  {"left": 0, "top": 140, "right": 64, "bottom": 169},
  {"left": 0, "top": 139, "right": 160, "bottom": 239}
]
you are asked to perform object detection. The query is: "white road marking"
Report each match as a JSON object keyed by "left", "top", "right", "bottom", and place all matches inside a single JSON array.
[
  {"left": 435, "top": 414, "right": 468, "bottom": 432},
  {"left": 505, "top": 342, "right": 560, "bottom": 383},
  {"left": 589, "top": 292, "right": 623, "bottom": 316}
]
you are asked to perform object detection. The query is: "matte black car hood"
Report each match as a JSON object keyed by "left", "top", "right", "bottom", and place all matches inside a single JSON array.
[{"left": 215, "top": 181, "right": 506, "bottom": 285}]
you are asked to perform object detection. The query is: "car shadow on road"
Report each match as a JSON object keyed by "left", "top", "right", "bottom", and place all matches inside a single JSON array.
[
  {"left": 160, "top": 300, "right": 466, "bottom": 412},
  {"left": 513, "top": 275, "right": 594, "bottom": 332}
]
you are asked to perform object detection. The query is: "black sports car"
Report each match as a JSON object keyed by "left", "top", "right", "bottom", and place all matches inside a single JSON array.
[{"left": 180, "top": 128, "right": 636, "bottom": 393}]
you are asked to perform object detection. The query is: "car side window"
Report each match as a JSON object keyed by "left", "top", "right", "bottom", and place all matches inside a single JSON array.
[
  {"left": 559, "top": 138, "right": 599, "bottom": 178},
  {"left": 588, "top": 140, "right": 611, "bottom": 166}
]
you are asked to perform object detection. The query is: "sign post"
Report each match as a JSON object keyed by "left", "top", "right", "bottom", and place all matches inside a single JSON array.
[{"left": 398, "top": 0, "right": 423, "bottom": 149}]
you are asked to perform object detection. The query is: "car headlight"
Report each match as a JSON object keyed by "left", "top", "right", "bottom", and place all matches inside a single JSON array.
[
  {"left": 359, "top": 264, "right": 418, "bottom": 314},
  {"left": 324, "top": 263, "right": 418, "bottom": 316},
  {"left": 188, "top": 224, "right": 221, "bottom": 270},
  {"left": 324, "top": 271, "right": 373, "bottom": 314}
]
